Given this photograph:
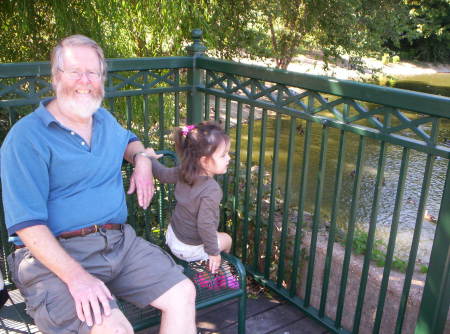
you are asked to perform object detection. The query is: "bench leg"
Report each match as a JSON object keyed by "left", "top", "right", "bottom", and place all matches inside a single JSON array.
[{"left": 237, "top": 290, "right": 247, "bottom": 334}]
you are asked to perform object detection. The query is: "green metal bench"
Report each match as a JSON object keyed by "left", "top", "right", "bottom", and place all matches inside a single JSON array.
[{"left": 0, "top": 151, "right": 247, "bottom": 333}]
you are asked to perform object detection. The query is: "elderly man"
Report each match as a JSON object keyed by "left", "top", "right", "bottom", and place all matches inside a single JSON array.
[{"left": 1, "top": 35, "right": 196, "bottom": 334}]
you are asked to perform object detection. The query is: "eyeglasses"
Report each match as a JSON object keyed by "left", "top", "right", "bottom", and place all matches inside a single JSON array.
[{"left": 58, "top": 68, "right": 102, "bottom": 81}]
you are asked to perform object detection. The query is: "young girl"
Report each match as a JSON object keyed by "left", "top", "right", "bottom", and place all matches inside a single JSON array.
[{"left": 145, "top": 121, "right": 235, "bottom": 280}]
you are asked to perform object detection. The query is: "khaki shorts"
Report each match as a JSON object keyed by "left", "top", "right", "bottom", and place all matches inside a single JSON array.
[
  {"left": 8, "top": 224, "right": 185, "bottom": 334},
  {"left": 165, "top": 224, "right": 219, "bottom": 262}
]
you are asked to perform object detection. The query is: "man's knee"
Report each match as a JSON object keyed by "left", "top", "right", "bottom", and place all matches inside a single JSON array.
[
  {"left": 177, "top": 278, "right": 196, "bottom": 303},
  {"left": 90, "top": 308, "right": 133, "bottom": 334},
  {"left": 151, "top": 278, "right": 196, "bottom": 311}
]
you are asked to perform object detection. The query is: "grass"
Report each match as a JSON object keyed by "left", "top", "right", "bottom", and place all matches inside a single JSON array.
[{"left": 351, "top": 229, "right": 410, "bottom": 273}]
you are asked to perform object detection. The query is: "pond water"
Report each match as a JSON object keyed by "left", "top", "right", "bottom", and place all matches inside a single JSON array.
[
  {"left": 233, "top": 73, "right": 450, "bottom": 266},
  {"left": 388, "top": 73, "right": 450, "bottom": 98}
]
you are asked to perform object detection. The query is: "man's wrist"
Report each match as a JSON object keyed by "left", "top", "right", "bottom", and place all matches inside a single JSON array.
[{"left": 132, "top": 151, "right": 152, "bottom": 165}]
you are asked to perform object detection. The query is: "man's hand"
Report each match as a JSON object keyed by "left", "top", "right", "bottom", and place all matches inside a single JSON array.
[
  {"left": 208, "top": 254, "right": 221, "bottom": 274},
  {"left": 67, "top": 271, "right": 113, "bottom": 326},
  {"left": 127, "top": 155, "right": 154, "bottom": 209},
  {"left": 16, "top": 225, "right": 115, "bottom": 327}
]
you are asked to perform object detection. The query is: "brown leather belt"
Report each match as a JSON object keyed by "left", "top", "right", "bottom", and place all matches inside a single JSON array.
[
  {"left": 15, "top": 223, "right": 123, "bottom": 249},
  {"left": 58, "top": 223, "right": 122, "bottom": 239}
]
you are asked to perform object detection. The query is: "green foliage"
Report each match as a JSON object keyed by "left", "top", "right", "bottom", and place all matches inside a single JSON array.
[
  {"left": 0, "top": 0, "right": 425, "bottom": 71},
  {"left": 398, "top": 0, "right": 450, "bottom": 62},
  {"left": 0, "top": 0, "right": 257, "bottom": 62},
  {"left": 419, "top": 265, "right": 428, "bottom": 274},
  {"left": 248, "top": 0, "right": 411, "bottom": 69},
  {"left": 351, "top": 229, "right": 408, "bottom": 273}
]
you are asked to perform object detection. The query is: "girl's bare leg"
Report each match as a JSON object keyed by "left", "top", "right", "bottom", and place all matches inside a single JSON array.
[{"left": 217, "top": 232, "right": 232, "bottom": 253}]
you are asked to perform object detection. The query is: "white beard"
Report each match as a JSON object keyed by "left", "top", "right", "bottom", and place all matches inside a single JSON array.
[
  {"left": 57, "top": 94, "right": 102, "bottom": 119},
  {"left": 55, "top": 83, "right": 104, "bottom": 119}
]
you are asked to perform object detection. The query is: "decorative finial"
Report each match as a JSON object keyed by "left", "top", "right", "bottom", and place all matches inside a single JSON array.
[{"left": 186, "top": 29, "right": 207, "bottom": 56}]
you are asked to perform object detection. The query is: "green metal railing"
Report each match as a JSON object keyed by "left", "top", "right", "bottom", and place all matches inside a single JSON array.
[{"left": 1, "top": 30, "right": 449, "bottom": 334}]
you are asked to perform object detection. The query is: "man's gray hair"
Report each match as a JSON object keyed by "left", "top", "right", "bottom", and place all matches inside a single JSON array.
[{"left": 51, "top": 34, "right": 107, "bottom": 80}]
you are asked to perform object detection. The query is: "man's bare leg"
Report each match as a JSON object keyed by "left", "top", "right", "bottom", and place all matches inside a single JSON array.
[
  {"left": 151, "top": 278, "right": 196, "bottom": 334},
  {"left": 90, "top": 308, "right": 134, "bottom": 334}
]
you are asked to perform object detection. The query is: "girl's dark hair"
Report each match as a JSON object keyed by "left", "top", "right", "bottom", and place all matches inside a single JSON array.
[{"left": 174, "top": 121, "right": 229, "bottom": 185}]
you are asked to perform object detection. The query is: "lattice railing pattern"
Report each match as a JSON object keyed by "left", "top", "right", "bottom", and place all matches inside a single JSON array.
[
  {"left": 106, "top": 68, "right": 185, "bottom": 94},
  {"left": 0, "top": 76, "right": 53, "bottom": 108},
  {"left": 204, "top": 70, "right": 447, "bottom": 157},
  {"left": 0, "top": 69, "right": 186, "bottom": 107}
]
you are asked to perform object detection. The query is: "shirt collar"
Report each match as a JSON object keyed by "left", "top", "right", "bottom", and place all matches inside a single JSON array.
[{"left": 35, "top": 97, "right": 105, "bottom": 127}]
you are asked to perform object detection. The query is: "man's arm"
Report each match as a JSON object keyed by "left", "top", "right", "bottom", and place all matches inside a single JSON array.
[
  {"left": 124, "top": 141, "right": 155, "bottom": 209},
  {"left": 16, "top": 225, "right": 113, "bottom": 327}
]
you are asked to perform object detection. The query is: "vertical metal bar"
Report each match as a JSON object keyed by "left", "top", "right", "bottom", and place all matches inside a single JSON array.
[
  {"left": 6, "top": 106, "right": 14, "bottom": 131},
  {"left": 242, "top": 102, "right": 255, "bottom": 263},
  {"left": 319, "top": 130, "right": 347, "bottom": 316},
  {"left": 343, "top": 103, "right": 350, "bottom": 122},
  {"left": 0, "top": 194, "right": 11, "bottom": 280},
  {"left": 238, "top": 288, "right": 247, "bottom": 334},
  {"left": 264, "top": 113, "right": 282, "bottom": 279},
  {"left": 143, "top": 95, "right": 149, "bottom": 147},
  {"left": 231, "top": 102, "right": 243, "bottom": 255},
  {"left": 220, "top": 79, "right": 233, "bottom": 233},
  {"left": 430, "top": 117, "right": 440, "bottom": 145},
  {"left": 277, "top": 116, "right": 297, "bottom": 287},
  {"left": 106, "top": 74, "right": 115, "bottom": 116},
  {"left": 126, "top": 96, "right": 133, "bottom": 130},
  {"left": 214, "top": 95, "right": 220, "bottom": 122},
  {"left": 187, "top": 62, "right": 204, "bottom": 124},
  {"left": 373, "top": 147, "right": 410, "bottom": 334},
  {"left": 335, "top": 136, "right": 366, "bottom": 328},
  {"left": 415, "top": 163, "right": 450, "bottom": 334},
  {"left": 289, "top": 120, "right": 312, "bottom": 296},
  {"left": 175, "top": 69, "right": 180, "bottom": 126},
  {"left": 204, "top": 72, "right": 210, "bottom": 120},
  {"left": 353, "top": 141, "right": 387, "bottom": 333},
  {"left": 304, "top": 125, "right": 329, "bottom": 307},
  {"left": 158, "top": 179, "right": 165, "bottom": 241},
  {"left": 396, "top": 154, "right": 434, "bottom": 333},
  {"left": 252, "top": 109, "right": 268, "bottom": 270},
  {"left": 158, "top": 93, "right": 164, "bottom": 150},
  {"left": 125, "top": 96, "right": 136, "bottom": 228},
  {"left": 225, "top": 79, "right": 232, "bottom": 134},
  {"left": 142, "top": 92, "right": 150, "bottom": 237}
]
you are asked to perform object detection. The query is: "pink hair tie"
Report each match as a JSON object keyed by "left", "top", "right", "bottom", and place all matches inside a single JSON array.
[{"left": 181, "top": 124, "right": 196, "bottom": 136}]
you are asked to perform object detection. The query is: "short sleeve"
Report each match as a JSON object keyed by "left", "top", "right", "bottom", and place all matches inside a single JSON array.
[{"left": 1, "top": 134, "right": 49, "bottom": 235}]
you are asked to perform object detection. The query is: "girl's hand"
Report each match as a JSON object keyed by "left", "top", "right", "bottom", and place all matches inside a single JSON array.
[
  {"left": 144, "top": 148, "right": 163, "bottom": 159},
  {"left": 208, "top": 254, "right": 221, "bottom": 274}
]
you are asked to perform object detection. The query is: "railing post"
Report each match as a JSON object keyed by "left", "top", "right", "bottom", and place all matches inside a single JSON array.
[
  {"left": 186, "top": 28, "right": 207, "bottom": 124},
  {"left": 415, "top": 165, "right": 450, "bottom": 334}
]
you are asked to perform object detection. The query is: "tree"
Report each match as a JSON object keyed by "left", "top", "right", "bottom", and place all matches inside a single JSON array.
[
  {"left": 398, "top": 0, "right": 450, "bottom": 62},
  {"left": 248, "top": 0, "right": 411, "bottom": 69},
  {"left": 0, "top": 0, "right": 432, "bottom": 70}
]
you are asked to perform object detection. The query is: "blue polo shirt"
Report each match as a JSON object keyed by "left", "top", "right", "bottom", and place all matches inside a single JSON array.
[{"left": 1, "top": 98, "right": 137, "bottom": 243}]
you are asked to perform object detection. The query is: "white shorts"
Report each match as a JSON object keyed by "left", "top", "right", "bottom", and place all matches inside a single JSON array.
[{"left": 165, "top": 225, "right": 219, "bottom": 262}]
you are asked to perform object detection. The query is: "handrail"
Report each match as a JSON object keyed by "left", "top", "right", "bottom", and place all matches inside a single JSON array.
[{"left": 197, "top": 57, "right": 450, "bottom": 117}]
